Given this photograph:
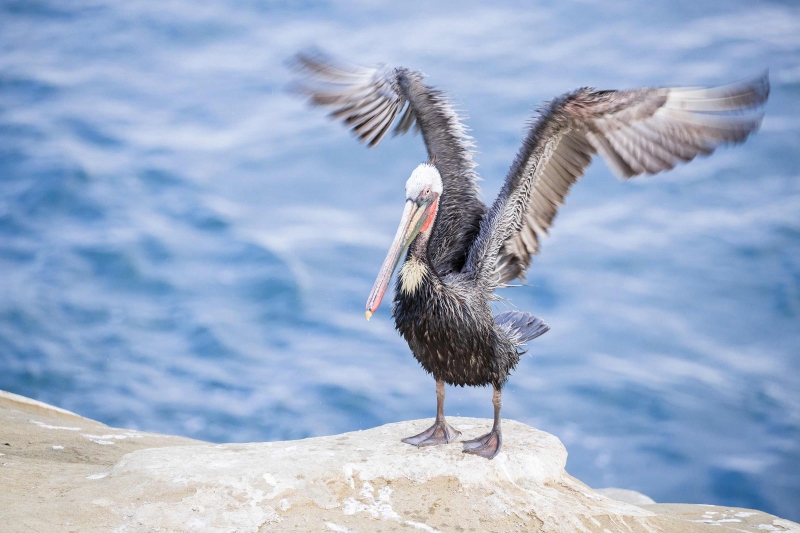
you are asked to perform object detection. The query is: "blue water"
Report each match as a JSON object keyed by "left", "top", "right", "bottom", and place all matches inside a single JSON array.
[{"left": 1, "top": 0, "right": 799, "bottom": 520}]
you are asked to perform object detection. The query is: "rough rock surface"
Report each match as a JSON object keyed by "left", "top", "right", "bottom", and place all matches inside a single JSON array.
[
  {"left": 595, "top": 487, "right": 656, "bottom": 505},
  {"left": 1, "top": 390, "right": 798, "bottom": 533}
]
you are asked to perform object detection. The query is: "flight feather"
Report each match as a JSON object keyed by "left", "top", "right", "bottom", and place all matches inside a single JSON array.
[
  {"left": 469, "top": 74, "right": 769, "bottom": 287},
  {"left": 294, "top": 52, "right": 486, "bottom": 275}
]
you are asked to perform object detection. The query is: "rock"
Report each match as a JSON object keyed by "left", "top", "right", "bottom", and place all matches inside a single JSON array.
[
  {"left": 1, "top": 390, "right": 798, "bottom": 533},
  {"left": 595, "top": 487, "right": 656, "bottom": 506}
]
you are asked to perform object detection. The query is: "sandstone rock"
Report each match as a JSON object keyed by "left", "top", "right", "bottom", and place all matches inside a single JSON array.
[
  {"left": 1, "top": 390, "right": 798, "bottom": 533},
  {"left": 595, "top": 487, "right": 656, "bottom": 506}
]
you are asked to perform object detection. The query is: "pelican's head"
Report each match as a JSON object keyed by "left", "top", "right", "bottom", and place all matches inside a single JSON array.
[
  {"left": 365, "top": 163, "right": 443, "bottom": 320},
  {"left": 404, "top": 162, "right": 443, "bottom": 203}
]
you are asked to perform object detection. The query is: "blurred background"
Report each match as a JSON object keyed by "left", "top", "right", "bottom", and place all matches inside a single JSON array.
[{"left": 1, "top": 0, "right": 799, "bottom": 521}]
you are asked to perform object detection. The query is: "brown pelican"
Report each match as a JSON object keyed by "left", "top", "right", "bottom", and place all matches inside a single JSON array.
[{"left": 295, "top": 53, "right": 768, "bottom": 459}]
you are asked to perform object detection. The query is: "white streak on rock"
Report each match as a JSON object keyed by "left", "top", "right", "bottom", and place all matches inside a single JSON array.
[
  {"left": 52, "top": 445, "right": 64, "bottom": 450},
  {"left": 83, "top": 433, "right": 142, "bottom": 440},
  {"left": 29, "top": 419, "right": 80, "bottom": 431},
  {"left": 343, "top": 482, "right": 400, "bottom": 521},
  {"left": 261, "top": 472, "right": 292, "bottom": 500},
  {"left": 325, "top": 523, "right": 357, "bottom": 533},
  {"left": 87, "top": 472, "right": 109, "bottom": 480},
  {"left": 343, "top": 464, "right": 355, "bottom": 489}
]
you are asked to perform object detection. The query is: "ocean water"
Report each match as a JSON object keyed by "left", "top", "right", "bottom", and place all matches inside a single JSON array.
[{"left": 1, "top": 0, "right": 799, "bottom": 520}]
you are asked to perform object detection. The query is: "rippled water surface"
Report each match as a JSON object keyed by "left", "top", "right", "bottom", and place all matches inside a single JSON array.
[{"left": 1, "top": 0, "right": 799, "bottom": 520}]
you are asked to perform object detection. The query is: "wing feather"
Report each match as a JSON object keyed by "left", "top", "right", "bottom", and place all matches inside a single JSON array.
[
  {"left": 395, "top": 103, "right": 417, "bottom": 134},
  {"left": 294, "top": 52, "right": 486, "bottom": 274},
  {"left": 466, "top": 73, "right": 768, "bottom": 287}
]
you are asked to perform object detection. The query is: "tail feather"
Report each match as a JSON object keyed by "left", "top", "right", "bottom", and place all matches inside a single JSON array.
[{"left": 495, "top": 311, "right": 550, "bottom": 345}]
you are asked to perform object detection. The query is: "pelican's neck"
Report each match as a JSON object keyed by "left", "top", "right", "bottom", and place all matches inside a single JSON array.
[
  {"left": 409, "top": 227, "right": 432, "bottom": 261},
  {"left": 400, "top": 228, "right": 435, "bottom": 296}
]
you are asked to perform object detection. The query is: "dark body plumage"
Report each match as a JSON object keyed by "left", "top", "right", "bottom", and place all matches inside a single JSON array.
[
  {"left": 295, "top": 52, "right": 769, "bottom": 458},
  {"left": 392, "top": 249, "right": 517, "bottom": 390}
]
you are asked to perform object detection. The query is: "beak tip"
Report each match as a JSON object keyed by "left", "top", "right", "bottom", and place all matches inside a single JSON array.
[{"left": 365, "top": 309, "right": 373, "bottom": 321}]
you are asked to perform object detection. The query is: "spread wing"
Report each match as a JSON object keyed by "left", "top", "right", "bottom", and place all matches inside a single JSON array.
[
  {"left": 294, "top": 52, "right": 486, "bottom": 275},
  {"left": 466, "top": 74, "right": 769, "bottom": 288}
]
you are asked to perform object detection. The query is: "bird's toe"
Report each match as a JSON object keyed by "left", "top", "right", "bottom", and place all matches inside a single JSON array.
[
  {"left": 402, "top": 419, "right": 461, "bottom": 447},
  {"left": 461, "top": 429, "right": 502, "bottom": 459}
]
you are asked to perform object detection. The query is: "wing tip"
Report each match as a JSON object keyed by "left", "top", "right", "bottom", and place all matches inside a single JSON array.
[{"left": 667, "top": 70, "right": 771, "bottom": 112}]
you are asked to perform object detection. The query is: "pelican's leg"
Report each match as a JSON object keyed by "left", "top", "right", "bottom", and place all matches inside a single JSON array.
[
  {"left": 462, "top": 387, "right": 503, "bottom": 459},
  {"left": 402, "top": 379, "right": 461, "bottom": 447}
]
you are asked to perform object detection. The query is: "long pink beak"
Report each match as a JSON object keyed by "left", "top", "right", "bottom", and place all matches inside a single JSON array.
[{"left": 365, "top": 200, "right": 429, "bottom": 320}]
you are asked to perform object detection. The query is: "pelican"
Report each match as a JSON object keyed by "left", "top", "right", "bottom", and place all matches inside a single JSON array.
[{"left": 295, "top": 53, "right": 768, "bottom": 459}]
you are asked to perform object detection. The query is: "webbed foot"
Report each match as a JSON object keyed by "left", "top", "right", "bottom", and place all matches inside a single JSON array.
[
  {"left": 402, "top": 419, "right": 461, "bottom": 447},
  {"left": 461, "top": 429, "right": 502, "bottom": 459}
]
